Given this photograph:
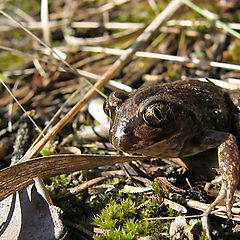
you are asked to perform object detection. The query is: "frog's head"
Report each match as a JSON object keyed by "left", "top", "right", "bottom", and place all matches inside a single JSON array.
[{"left": 103, "top": 86, "right": 197, "bottom": 157}]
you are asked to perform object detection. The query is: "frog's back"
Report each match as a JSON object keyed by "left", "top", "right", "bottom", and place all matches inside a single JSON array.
[
  {"left": 136, "top": 80, "right": 238, "bottom": 134},
  {"left": 227, "top": 88, "right": 240, "bottom": 139}
]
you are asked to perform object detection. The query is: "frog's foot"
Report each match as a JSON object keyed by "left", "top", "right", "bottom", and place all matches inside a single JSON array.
[
  {"left": 202, "top": 132, "right": 240, "bottom": 218},
  {"left": 201, "top": 178, "right": 237, "bottom": 240},
  {"left": 203, "top": 175, "right": 237, "bottom": 218},
  {"left": 199, "top": 132, "right": 239, "bottom": 238}
]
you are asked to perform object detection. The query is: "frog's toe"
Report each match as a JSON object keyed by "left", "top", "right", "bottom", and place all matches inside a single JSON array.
[
  {"left": 203, "top": 180, "right": 227, "bottom": 217},
  {"left": 203, "top": 173, "right": 238, "bottom": 218},
  {"left": 225, "top": 176, "right": 239, "bottom": 218},
  {"left": 224, "top": 163, "right": 239, "bottom": 218},
  {"left": 226, "top": 190, "right": 233, "bottom": 219},
  {"left": 201, "top": 216, "right": 211, "bottom": 239},
  {"left": 201, "top": 180, "right": 231, "bottom": 240}
]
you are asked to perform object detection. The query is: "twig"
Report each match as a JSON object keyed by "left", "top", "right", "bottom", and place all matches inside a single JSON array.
[
  {"left": 166, "top": 19, "right": 240, "bottom": 30},
  {"left": 0, "top": 19, "right": 69, "bottom": 33},
  {"left": 143, "top": 214, "right": 204, "bottom": 221},
  {"left": 64, "top": 28, "right": 143, "bottom": 46},
  {"left": 71, "top": 21, "right": 145, "bottom": 29},
  {"left": 0, "top": 77, "right": 42, "bottom": 134},
  {"left": 148, "top": 0, "right": 160, "bottom": 14},
  {"left": 4, "top": 19, "right": 240, "bottom": 34},
  {"left": 56, "top": 176, "right": 106, "bottom": 200},
  {"left": 78, "top": 46, "right": 240, "bottom": 71},
  {"left": 97, "top": 0, "right": 130, "bottom": 13},
  {"left": 41, "top": 0, "right": 51, "bottom": 45}
]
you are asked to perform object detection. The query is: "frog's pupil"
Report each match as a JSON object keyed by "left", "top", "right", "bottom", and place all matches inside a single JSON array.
[
  {"left": 153, "top": 106, "right": 163, "bottom": 121},
  {"left": 143, "top": 103, "right": 164, "bottom": 127},
  {"left": 142, "top": 102, "right": 172, "bottom": 127}
]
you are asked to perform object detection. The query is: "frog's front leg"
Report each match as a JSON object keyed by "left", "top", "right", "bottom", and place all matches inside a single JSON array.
[{"left": 201, "top": 130, "right": 240, "bottom": 218}]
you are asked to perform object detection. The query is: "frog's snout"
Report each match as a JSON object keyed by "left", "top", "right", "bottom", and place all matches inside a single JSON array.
[{"left": 110, "top": 123, "right": 140, "bottom": 153}]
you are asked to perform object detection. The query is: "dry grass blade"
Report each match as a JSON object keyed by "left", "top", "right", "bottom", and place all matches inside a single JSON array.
[
  {"left": 166, "top": 19, "right": 240, "bottom": 30},
  {"left": 0, "top": 19, "right": 69, "bottom": 33},
  {"left": 71, "top": 21, "right": 145, "bottom": 29},
  {"left": 78, "top": 46, "right": 240, "bottom": 71},
  {"left": 65, "top": 28, "right": 144, "bottom": 46},
  {"left": 0, "top": 78, "right": 42, "bottom": 134},
  {"left": 40, "top": 0, "right": 51, "bottom": 45},
  {"left": 0, "top": 154, "right": 148, "bottom": 201},
  {"left": 187, "top": 199, "right": 240, "bottom": 221}
]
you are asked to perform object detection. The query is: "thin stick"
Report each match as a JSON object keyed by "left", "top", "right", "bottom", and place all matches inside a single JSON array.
[
  {"left": 41, "top": 0, "right": 51, "bottom": 45},
  {"left": 78, "top": 46, "right": 240, "bottom": 71},
  {"left": 166, "top": 19, "right": 240, "bottom": 30},
  {"left": 71, "top": 21, "right": 145, "bottom": 29},
  {"left": 143, "top": 214, "right": 204, "bottom": 221},
  {"left": 0, "top": 77, "right": 42, "bottom": 134}
]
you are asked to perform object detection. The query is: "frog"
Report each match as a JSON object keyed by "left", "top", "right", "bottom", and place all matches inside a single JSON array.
[{"left": 103, "top": 79, "right": 240, "bottom": 219}]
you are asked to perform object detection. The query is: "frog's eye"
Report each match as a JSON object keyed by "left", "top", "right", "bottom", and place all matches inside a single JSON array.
[{"left": 143, "top": 102, "right": 171, "bottom": 127}]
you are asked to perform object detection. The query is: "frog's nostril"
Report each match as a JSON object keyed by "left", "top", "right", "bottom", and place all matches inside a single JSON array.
[{"left": 123, "top": 127, "right": 131, "bottom": 135}]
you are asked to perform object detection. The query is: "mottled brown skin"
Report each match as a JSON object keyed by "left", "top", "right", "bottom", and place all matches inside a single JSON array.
[{"left": 104, "top": 80, "right": 240, "bottom": 218}]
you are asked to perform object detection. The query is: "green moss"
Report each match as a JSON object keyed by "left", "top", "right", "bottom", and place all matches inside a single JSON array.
[
  {"left": 116, "top": 2, "right": 155, "bottom": 23},
  {"left": 167, "top": 64, "right": 181, "bottom": 79},
  {"left": 0, "top": 54, "right": 24, "bottom": 71},
  {"left": 40, "top": 142, "right": 52, "bottom": 156},
  {"left": 93, "top": 197, "right": 162, "bottom": 239},
  {"left": 224, "top": 40, "right": 240, "bottom": 64},
  {"left": 49, "top": 174, "right": 69, "bottom": 192},
  {"left": 152, "top": 180, "right": 166, "bottom": 200},
  {"left": 6, "top": 0, "right": 40, "bottom": 13}
]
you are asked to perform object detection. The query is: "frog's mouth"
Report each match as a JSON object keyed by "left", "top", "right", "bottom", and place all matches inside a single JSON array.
[
  {"left": 111, "top": 132, "right": 183, "bottom": 157},
  {"left": 110, "top": 124, "right": 188, "bottom": 158},
  {"left": 109, "top": 118, "right": 178, "bottom": 154}
]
